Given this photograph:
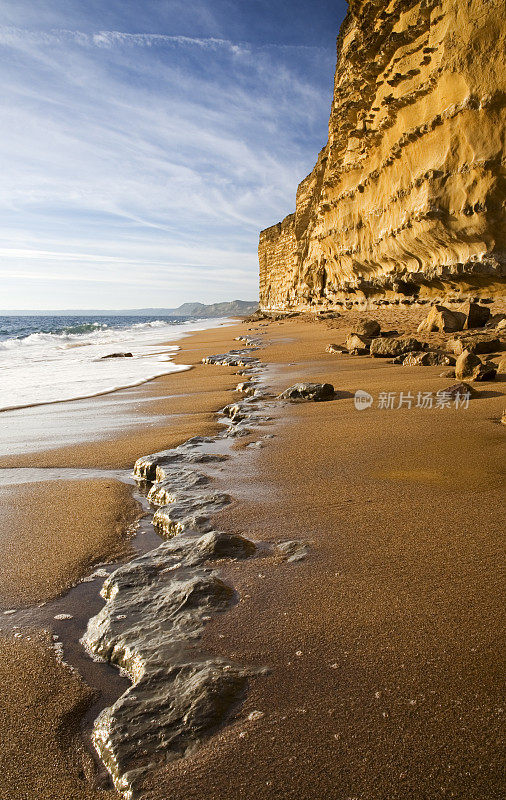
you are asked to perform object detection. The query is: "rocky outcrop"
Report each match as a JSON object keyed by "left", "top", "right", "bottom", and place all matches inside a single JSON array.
[
  {"left": 259, "top": 0, "right": 506, "bottom": 311},
  {"left": 82, "top": 531, "right": 257, "bottom": 800}
]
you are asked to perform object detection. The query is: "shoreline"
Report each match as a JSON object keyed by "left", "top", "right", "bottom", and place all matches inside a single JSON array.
[
  {"left": 0, "top": 318, "right": 261, "bottom": 799},
  {"left": 0, "top": 316, "right": 234, "bottom": 415},
  {"left": 1, "top": 309, "right": 505, "bottom": 799}
]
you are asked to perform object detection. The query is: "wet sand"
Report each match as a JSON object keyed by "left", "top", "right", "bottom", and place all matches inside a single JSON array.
[
  {"left": 0, "top": 320, "right": 247, "bottom": 798},
  {"left": 2, "top": 312, "right": 505, "bottom": 799},
  {"left": 0, "top": 479, "right": 140, "bottom": 607},
  {"left": 0, "top": 629, "right": 114, "bottom": 800},
  {"left": 140, "top": 312, "right": 506, "bottom": 800}
]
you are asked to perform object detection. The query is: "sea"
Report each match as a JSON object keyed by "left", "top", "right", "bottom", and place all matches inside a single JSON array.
[
  {"left": 0, "top": 315, "right": 230, "bottom": 454},
  {"left": 0, "top": 314, "right": 230, "bottom": 412}
]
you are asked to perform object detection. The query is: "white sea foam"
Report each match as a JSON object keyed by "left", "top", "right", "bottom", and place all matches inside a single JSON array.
[{"left": 0, "top": 318, "right": 228, "bottom": 412}]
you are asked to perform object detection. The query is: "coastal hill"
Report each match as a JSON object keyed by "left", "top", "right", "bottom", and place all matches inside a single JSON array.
[
  {"left": 3, "top": 300, "right": 259, "bottom": 318},
  {"left": 167, "top": 300, "right": 258, "bottom": 318},
  {"left": 259, "top": 0, "right": 506, "bottom": 311}
]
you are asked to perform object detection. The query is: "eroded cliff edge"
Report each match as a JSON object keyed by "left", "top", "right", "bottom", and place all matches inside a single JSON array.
[{"left": 259, "top": 0, "right": 506, "bottom": 310}]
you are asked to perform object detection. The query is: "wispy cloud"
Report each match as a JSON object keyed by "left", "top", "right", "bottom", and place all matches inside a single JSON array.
[{"left": 0, "top": 3, "right": 339, "bottom": 309}]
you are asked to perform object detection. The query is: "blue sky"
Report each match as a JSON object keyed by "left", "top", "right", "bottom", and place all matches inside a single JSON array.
[{"left": 0, "top": 1, "right": 347, "bottom": 309}]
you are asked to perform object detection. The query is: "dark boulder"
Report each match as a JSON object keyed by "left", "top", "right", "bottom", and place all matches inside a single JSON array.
[
  {"left": 278, "top": 383, "right": 335, "bottom": 402},
  {"left": 458, "top": 300, "right": 491, "bottom": 329}
]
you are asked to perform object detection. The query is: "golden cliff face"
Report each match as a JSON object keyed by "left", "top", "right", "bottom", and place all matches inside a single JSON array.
[{"left": 259, "top": 0, "right": 506, "bottom": 310}]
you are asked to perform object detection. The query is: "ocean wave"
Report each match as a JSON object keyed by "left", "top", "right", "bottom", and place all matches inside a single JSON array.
[
  {"left": 0, "top": 320, "right": 175, "bottom": 350},
  {"left": 62, "top": 321, "right": 108, "bottom": 334},
  {"left": 0, "top": 316, "right": 230, "bottom": 415},
  {"left": 132, "top": 319, "right": 171, "bottom": 329}
]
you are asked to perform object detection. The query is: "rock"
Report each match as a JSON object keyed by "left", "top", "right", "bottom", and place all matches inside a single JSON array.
[
  {"left": 351, "top": 318, "right": 381, "bottom": 337},
  {"left": 439, "top": 370, "right": 456, "bottom": 379},
  {"left": 501, "top": 410, "right": 506, "bottom": 425},
  {"left": 485, "top": 313, "right": 506, "bottom": 328},
  {"left": 326, "top": 343, "right": 345, "bottom": 354},
  {"left": 222, "top": 403, "right": 247, "bottom": 422},
  {"left": 449, "top": 335, "right": 503, "bottom": 355},
  {"left": 442, "top": 382, "right": 478, "bottom": 400},
  {"left": 277, "top": 540, "right": 310, "bottom": 563},
  {"left": 417, "top": 305, "right": 466, "bottom": 334},
  {"left": 370, "top": 337, "right": 425, "bottom": 358},
  {"left": 459, "top": 301, "right": 491, "bottom": 329},
  {"left": 257, "top": 1, "right": 506, "bottom": 311},
  {"left": 202, "top": 350, "right": 259, "bottom": 367},
  {"left": 455, "top": 350, "right": 497, "bottom": 381},
  {"left": 100, "top": 352, "right": 133, "bottom": 359},
  {"left": 496, "top": 355, "right": 506, "bottom": 374},
  {"left": 496, "top": 318, "right": 506, "bottom": 333},
  {"left": 134, "top": 440, "right": 228, "bottom": 482},
  {"left": 402, "top": 351, "right": 455, "bottom": 367},
  {"left": 278, "top": 383, "right": 335, "bottom": 402},
  {"left": 82, "top": 530, "right": 256, "bottom": 799},
  {"left": 455, "top": 350, "right": 482, "bottom": 380},
  {"left": 147, "top": 469, "right": 209, "bottom": 507},
  {"left": 345, "top": 333, "right": 371, "bottom": 354},
  {"left": 236, "top": 382, "right": 253, "bottom": 394},
  {"left": 153, "top": 492, "right": 231, "bottom": 537},
  {"left": 474, "top": 362, "right": 498, "bottom": 381}
]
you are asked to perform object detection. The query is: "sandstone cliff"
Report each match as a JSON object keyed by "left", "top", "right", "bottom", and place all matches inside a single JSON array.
[{"left": 259, "top": 0, "right": 506, "bottom": 310}]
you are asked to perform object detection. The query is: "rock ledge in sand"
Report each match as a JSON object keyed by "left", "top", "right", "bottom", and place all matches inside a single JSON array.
[{"left": 82, "top": 531, "right": 258, "bottom": 800}]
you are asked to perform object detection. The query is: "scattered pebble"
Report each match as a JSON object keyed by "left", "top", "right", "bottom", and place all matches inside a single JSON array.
[
  {"left": 3, "top": 610, "right": 17, "bottom": 615},
  {"left": 247, "top": 710, "right": 264, "bottom": 722},
  {"left": 295, "top": 650, "right": 303, "bottom": 657}
]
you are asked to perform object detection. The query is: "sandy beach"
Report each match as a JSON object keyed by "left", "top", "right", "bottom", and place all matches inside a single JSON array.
[
  {"left": 0, "top": 479, "right": 140, "bottom": 607},
  {"left": 0, "top": 320, "right": 249, "bottom": 800},
  {"left": 1, "top": 311, "right": 504, "bottom": 800},
  {"left": 144, "top": 312, "right": 505, "bottom": 800}
]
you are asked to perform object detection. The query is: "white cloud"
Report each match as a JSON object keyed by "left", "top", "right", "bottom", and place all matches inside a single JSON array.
[{"left": 0, "top": 21, "right": 334, "bottom": 307}]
